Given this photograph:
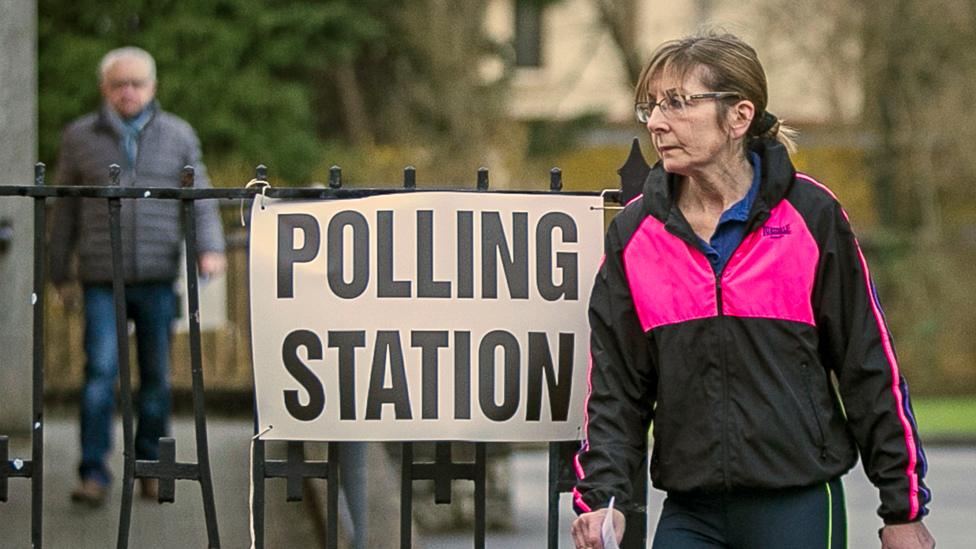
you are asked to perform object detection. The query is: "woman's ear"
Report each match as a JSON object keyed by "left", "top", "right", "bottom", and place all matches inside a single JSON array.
[{"left": 728, "top": 100, "right": 755, "bottom": 139}]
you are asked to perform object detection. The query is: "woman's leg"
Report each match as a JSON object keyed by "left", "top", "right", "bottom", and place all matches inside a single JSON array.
[{"left": 727, "top": 478, "right": 847, "bottom": 549}]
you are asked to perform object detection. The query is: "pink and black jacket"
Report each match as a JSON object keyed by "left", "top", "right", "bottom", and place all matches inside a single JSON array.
[{"left": 573, "top": 140, "right": 930, "bottom": 524}]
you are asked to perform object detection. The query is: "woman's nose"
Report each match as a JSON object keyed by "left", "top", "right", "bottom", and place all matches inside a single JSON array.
[{"left": 646, "top": 108, "right": 668, "bottom": 133}]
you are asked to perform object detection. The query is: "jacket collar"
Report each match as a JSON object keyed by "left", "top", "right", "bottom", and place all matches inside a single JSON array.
[{"left": 640, "top": 139, "right": 796, "bottom": 243}]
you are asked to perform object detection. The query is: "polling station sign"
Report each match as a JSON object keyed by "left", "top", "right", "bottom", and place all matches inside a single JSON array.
[{"left": 249, "top": 191, "right": 603, "bottom": 441}]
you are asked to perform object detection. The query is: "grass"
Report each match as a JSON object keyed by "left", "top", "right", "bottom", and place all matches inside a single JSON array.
[{"left": 910, "top": 396, "right": 976, "bottom": 438}]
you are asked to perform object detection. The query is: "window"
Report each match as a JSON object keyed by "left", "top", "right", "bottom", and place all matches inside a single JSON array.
[{"left": 514, "top": 0, "right": 542, "bottom": 67}]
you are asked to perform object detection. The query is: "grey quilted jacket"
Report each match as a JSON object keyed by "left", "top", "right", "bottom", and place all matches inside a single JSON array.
[{"left": 49, "top": 102, "right": 225, "bottom": 284}]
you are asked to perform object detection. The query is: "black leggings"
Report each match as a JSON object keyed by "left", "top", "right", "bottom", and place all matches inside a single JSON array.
[{"left": 651, "top": 478, "right": 846, "bottom": 549}]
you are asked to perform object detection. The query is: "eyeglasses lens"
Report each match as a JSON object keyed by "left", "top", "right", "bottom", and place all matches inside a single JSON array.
[{"left": 636, "top": 90, "right": 688, "bottom": 124}]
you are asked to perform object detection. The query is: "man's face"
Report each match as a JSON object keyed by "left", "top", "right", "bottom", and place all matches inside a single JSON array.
[{"left": 100, "top": 56, "right": 156, "bottom": 118}]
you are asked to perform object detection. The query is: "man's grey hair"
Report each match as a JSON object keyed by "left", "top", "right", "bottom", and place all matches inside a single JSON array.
[{"left": 98, "top": 47, "right": 156, "bottom": 83}]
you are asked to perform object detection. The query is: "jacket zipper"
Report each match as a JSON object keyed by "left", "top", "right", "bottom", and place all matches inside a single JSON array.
[
  {"left": 716, "top": 270, "right": 731, "bottom": 490},
  {"left": 713, "top": 211, "right": 770, "bottom": 489},
  {"left": 673, "top": 206, "right": 769, "bottom": 492},
  {"left": 675, "top": 195, "right": 770, "bottom": 493},
  {"left": 715, "top": 275, "right": 723, "bottom": 315}
]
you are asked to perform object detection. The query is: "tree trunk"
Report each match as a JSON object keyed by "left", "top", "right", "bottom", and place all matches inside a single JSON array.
[{"left": 334, "top": 59, "right": 374, "bottom": 147}]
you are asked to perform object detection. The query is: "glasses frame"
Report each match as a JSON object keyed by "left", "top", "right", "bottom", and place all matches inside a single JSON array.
[{"left": 635, "top": 90, "right": 741, "bottom": 124}]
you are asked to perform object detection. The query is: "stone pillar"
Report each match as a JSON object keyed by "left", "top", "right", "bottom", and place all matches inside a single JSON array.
[{"left": 0, "top": 0, "right": 38, "bottom": 430}]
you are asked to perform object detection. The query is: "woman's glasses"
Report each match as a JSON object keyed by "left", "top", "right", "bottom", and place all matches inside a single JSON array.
[{"left": 635, "top": 89, "right": 740, "bottom": 123}]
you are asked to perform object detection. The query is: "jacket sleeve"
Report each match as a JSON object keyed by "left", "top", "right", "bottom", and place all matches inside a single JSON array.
[
  {"left": 573, "top": 219, "right": 656, "bottom": 515},
  {"left": 184, "top": 128, "right": 225, "bottom": 254},
  {"left": 48, "top": 129, "right": 81, "bottom": 285},
  {"left": 813, "top": 201, "right": 929, "bottom": 524}
]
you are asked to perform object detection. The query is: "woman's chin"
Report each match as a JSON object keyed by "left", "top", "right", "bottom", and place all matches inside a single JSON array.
[{"left": 660, "top": 158, "right": 688, "bottom": 175}]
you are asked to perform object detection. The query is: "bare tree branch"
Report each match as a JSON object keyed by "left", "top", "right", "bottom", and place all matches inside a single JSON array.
[{"left": 591, "top": 0, "right": 642, "bottom": 85}]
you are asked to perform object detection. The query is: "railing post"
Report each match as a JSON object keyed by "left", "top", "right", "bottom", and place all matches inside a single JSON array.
[
  {"left": 251, "top": 163, "right": 267, "bottom": 549},
  {"left": 252, "top": 437, "right": 266, "bottom": 549},
  {"left": 474, "top": 443, "right": 486, "bottom": 549},
  {"left": 180, "top": 166, "right": 222, "bottom": 547},
  {"left": 547, "top": 443, "right": 560, "bottom": 549},
  {"left": 31, "top": 162, "right": 46, "bottom": 547},
  {"left": 327, "top": 442, "right": 339, "bottom": 549},
  {"left": 399, "top": 441, "right": 487, "bottom": 548},
  {"left": 108, "top": 163, "right": 136, "bottom": 549},
  {"left": 400, "top": 442, "right": 413, "bottom": 549},
  {"left": 0, "top": 436, "right": 10, "bottom": 501}
]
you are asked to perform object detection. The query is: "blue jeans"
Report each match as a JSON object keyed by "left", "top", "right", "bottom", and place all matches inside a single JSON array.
[
  {"left": 79, "top": 282, "right": 176, "bottom": 485},
  {"left": 339, "top": 442, "right": 367, "bottom": 549}
]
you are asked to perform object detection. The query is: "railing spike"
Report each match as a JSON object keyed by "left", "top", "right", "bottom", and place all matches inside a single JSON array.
[
  {"left": 550, "top": 167, "right": 562, "bottom": 191},
  {"left": 329, "top": 165, "right": 342, "bottom": 189},
  {"left": 404, "top": 166, "right": 416, "bottom": 189},
  {"left": 477, "top": 167, "right": 489, "bottom": 190},
  {"left": 34, "top": 163, "right": 45, "bottom": 186},
  {"left": 109, "top": 164, "right": 121, "bottom": 186},
  {"left": 181, "top": 166, "right": 195, "bottom": 188}
]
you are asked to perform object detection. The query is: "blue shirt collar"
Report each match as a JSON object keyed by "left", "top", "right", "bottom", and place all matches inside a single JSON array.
[{"left": 718, "top": 151, "right": 762, "bottom": 224}]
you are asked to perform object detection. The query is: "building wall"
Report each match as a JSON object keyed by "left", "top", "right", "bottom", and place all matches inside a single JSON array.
[
  {"left": 0, "top": 0, "right": 38, "bottom": 429},
  {"left": 486, "top": 0, "right": 861, "bottom": 125},
  {"left": 490, "top": 0, "right": 638, "bottom": 121}
]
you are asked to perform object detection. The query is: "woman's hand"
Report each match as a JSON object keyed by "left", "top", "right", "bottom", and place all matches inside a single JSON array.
[
  {"left": 570, "top": 508, "right": 625, "bottom": 549},
  {"left": 880, "top": 521, "right": 935, "bottom": 548}
]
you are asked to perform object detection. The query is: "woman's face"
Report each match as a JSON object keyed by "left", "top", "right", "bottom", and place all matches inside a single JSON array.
[{"left": 645, "top": 69, "right": 740, "bottom": 176}]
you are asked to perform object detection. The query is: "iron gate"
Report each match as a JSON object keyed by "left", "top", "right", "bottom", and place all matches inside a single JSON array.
[{"left": 0, "top": 150, "right": 651, "bottom": 549}]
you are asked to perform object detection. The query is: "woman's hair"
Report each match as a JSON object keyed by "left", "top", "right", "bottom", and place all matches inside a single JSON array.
[{"left": 635, "top": 31, "right": 797, "bottom": 153}]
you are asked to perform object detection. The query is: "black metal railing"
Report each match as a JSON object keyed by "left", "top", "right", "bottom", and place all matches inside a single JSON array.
[{"left": 0, "top": 151, "right": 652, "bottom": 549}]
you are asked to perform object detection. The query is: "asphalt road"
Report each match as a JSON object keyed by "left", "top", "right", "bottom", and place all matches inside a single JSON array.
[
  {"left": 426, "top": 445, "right": 975, "bottom": 548},
  {"left": 1, "top": 415, "right": 972, "bottom": 548}
]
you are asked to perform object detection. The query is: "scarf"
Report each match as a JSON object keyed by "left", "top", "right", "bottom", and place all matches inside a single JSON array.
[{"left": 105, "top": 102, "right": 154, "bottom": 168}]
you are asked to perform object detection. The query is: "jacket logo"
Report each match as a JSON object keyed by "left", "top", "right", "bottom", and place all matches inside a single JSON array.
[{"left": 762, "top": 224, "right": 791, "bottom": 238}]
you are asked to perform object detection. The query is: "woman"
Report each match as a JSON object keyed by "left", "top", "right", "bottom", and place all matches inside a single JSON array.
[{"left": 570, "top": 33, "right": 935, "bottom": 549}]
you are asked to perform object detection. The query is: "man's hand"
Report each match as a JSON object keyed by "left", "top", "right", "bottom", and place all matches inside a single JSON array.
[
  {"left": 881, "top": 521, "right": 935, "bottom": 548},
  {"left": 54, "top": 282, "right": 81, "bottom": 311},
  {"left": 570, "top": 508, "right": 624, "bottom": 549},
  {"left": 197, "top": 251, "right": 227, "bottom": 279}
]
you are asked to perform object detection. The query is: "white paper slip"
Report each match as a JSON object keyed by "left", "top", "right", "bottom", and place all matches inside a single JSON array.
[{"left": 601, "top": 496, "right": 620, "bottom": 549}]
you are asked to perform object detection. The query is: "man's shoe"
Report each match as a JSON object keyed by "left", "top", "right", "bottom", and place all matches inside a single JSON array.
[
  {"left": 70, "top": 479, "right": 107, "bottom": 507},
  {"left": 139, "top": 477, "right": 159, "bottom": 500}
]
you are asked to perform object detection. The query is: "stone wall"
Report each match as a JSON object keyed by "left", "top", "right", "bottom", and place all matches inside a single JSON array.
[{"left": 0, "top": 0, "right": 38, "bottom": 429}]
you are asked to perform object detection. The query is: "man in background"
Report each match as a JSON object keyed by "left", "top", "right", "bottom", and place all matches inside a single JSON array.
[{"left": 49, "top": 46, "right": 225, "bottom": 506}]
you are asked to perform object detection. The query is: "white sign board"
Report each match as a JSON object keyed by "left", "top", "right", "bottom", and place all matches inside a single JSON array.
[{"left": 249, "top": 191, "right": 603, "bottom": 441}]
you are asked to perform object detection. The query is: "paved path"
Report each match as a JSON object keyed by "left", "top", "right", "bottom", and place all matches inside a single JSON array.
[
  {"left": 0, "top": 414, "right": 320, "bottom": 548},
  {"left": 2, "top": 414, "right": 972, "bottom": 548},
  {"left": 426, "top": 445, "right": 976, "bottom": 548}
]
